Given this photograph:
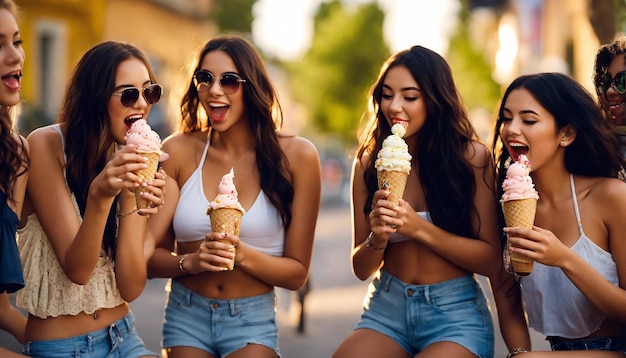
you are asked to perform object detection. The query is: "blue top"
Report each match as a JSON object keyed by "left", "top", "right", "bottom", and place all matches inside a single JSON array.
[{"left": 0, "top": 192, "right": 24, "bottom": 293}]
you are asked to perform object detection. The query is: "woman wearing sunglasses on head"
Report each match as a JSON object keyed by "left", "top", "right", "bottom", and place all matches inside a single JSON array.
[
  {"left": 0, "top": 1, "right": 28, "bottom": 356},
  {"left": 16, "top": 41, "right": 165, "bottom": 357},
  {"left": 594, "top": 36, "right": 626, "bottom": 161},
  {"left": 146, "top": 34, "right": 321, "bottom": 358}
]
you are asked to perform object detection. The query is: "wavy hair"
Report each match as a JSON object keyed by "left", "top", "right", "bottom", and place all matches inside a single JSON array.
[
  {"left": 593, "top": 36, "right": 626, "bottom": 119},
  {"left": 0, "top": 0, "right": 28, "bottom": 204},
  {"left": 356, "top": 45, "right": 483, "bottom": 238},
  {"left": 179, "top": 35, "right": 293, "bottom": 227},
  {"left": 58, "top": 41, "right": 158, "bottom": 258}
]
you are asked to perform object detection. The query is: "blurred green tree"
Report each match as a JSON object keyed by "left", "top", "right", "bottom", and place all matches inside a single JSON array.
[
  {"left": 285, "top": 0, "right": 389, "bottom": 148},
  {"left": 210, "top": 0, "right": 257, "bottom": 33}
]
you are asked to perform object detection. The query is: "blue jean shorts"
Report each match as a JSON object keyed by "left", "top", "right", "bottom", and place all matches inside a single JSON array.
[
  {"left": 548, "top": 335, "right": 626, "bottom": 352},
  {"left": 355, "top": 270, "right": 494, "bottom": 358},
  {"left": 22, "top": 312, "right": 156, "bottom": 357},
  {"left": 162, "top": 280, "right": 280, "bottom": 357}
]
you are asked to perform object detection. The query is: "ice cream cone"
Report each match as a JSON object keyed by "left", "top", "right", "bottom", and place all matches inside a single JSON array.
[
  {"left": 133, "top": 151, "right": 160, "bottom": 209},
  {"left": 502, "top": 198, "right": 537, "bottom": 276},
  {"left": 208, "top": 207, "right": 242, "bottom": 270},
  {"left": 377, "top": 170, "right": 408, "bottom": 205}
]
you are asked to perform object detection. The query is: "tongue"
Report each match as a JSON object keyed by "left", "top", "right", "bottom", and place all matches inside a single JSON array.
[
  {"left": 210, "top": 106, "right": 228, "bottom": 121},
  {"left": 2, "top": 76, "right": 20, "bottom": 91}
]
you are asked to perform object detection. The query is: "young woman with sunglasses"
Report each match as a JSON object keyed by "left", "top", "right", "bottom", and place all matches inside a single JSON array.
[
  {"left": 594, "top": 36, "right": 626, "bottom": 161},
  {"left": 146, "top": 34, "right": 321, "bottom": 357},
  {"left": 492, "top": 72, "right": 626, "bottom": 356},
  {"left": 0, "top": 0, "right": 28, "bottom": 356},
  {"left": 332, "top": 46, "right": 501, "bottom": 358},
  {"left": 15, "top": 41, "right": 165, "bottom": 357}
]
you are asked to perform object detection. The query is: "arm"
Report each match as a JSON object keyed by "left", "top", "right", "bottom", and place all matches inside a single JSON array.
[
  {"left": 0, "top": 293, "right": 25, "bottom": 344},
  {"left": 27, "top": 127, "right": 155, "bottom": 286},
  {"left": 489, "top": 268, "right": 531, "bottom": 351},
  {"left": 350, "top": 155, "right": 389, "bottom": 281},
  {"left": 232, "top": 136, "right": 321, "bottom": 290}
]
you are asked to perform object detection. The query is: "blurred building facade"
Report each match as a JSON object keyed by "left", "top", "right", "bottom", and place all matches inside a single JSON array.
[
  {"left": 470, "top": 0, "right": 624, "bottom": 91},
  {"left": 14, "top": 0, "right": 216, "bottom": 135}
]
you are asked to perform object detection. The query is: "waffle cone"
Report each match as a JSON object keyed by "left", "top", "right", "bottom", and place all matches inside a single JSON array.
[
  {"left": 377, "top": 170, "right": 408, "bottom": 205},
  {"left": 133, "top": 151, "right": 160, "bottom": 209},
  {"left": 502, "top": 198, "right": 537, "bottom": 276},
  {"left": 208, "top": 207, "right": 243, "bottom": 270}
]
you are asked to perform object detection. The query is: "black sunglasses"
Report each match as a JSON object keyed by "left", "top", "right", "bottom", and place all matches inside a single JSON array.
[
  {"left": 112, "top": 83, "right": 162, "bottom": 107},
  {"left": 193, "top": 70, "right": 246, "bottom": 95},
  {"left": 598, "top": 70, "right": 626, "bottom": 94}
]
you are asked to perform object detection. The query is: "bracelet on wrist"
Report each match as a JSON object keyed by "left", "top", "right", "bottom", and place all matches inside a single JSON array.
[
  {"left": 117, "top": 208, "right": 138, "bottom": 218},
  {"left": 506, "top": 348, "right": 529, "bottom": 358},
  {"left": 178, "top": 253, "right": 189, "bottom": 274},
  {"left": 365, "top": 232, "right": 386, "bottom": 250}
]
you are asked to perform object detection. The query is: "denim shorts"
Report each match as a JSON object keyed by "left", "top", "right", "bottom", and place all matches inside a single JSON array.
[
  {"left": 162, "top": 280, "right": 280, "bottom": 357},
  {"left": 548, "top": 335, "right": 626, "bottom": 352},
  {"left": 355, "top": 270, "right": 494, "bottom": 358},
  {"left": 22, "top": 312, "right": 157, "bottom": 357}
]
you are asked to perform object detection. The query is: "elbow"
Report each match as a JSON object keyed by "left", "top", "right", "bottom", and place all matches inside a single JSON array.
[{"left": 66, "top": 271, "right": 91, "bottom": 286}]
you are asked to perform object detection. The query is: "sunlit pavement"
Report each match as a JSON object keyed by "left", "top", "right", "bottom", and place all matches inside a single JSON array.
[{"left": 1, "top": 201, "right": 550, "bottom": 357}]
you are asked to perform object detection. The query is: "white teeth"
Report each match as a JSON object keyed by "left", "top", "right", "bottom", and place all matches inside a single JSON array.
[
  {"left": 509, "top": 143, "right": 526, "bottom": 147},
  {"left": 209, "top": 103, "right": 227, "bottom": 108}
]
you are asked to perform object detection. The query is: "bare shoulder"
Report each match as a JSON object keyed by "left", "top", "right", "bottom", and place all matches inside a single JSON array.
[
  {"left": 464, "top": 140, "right": 492, "bottom": 167},
  {"left": 589, "top": 176, "right": 626, "bottom": 208},
  {"left": 162, "top": 130, "right": 207, "bottom": 160},
  {"left": 26, "top": 125, "right": 63, "bottom": 158},
  {"left": 278, "top": 134, "right": 319, "bottom": 162}
]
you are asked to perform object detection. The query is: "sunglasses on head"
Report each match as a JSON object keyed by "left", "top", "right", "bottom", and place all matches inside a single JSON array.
[
  {"left": 193, "top": 70, "right": 246, "bottom": 95},
  {"left": 112, "top": 83, "right": 162, "bottom": 107},
  {"left": 598, "top": 70, "right": 626, "bottom": 94}
]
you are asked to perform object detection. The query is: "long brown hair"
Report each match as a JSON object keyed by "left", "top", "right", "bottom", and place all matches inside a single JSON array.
[
  {"left": 179, "top": 35, "right": 294, "bottom": 227},
  {"left": 0, "top": 0, "right": 28, "bottom": 204}
]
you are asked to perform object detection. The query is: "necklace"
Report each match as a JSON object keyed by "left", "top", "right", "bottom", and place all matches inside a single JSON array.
[{"left": 230, "top": 145, "right": 256, "bottom": 169}]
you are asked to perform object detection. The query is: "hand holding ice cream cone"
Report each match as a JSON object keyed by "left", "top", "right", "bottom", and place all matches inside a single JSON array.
[
  {"left": 500, "top": 154, "right": 539, "bottom": 276},
  {"left": 375, "top": 123, "right": 412, "bottom": 205},
  {"left": 206, "top": 168, "right": 246, "bottom": 270},
  {"left": 124, "top": 119, "right": 169, "bottom": 209}
]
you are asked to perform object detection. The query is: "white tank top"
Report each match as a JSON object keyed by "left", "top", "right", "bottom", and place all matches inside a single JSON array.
[
  {"left": 172, "top": 137, "right": 285, "bottom": 256},
  {"left": 519, "top": 174, "right": 619, "bottom": 338}
]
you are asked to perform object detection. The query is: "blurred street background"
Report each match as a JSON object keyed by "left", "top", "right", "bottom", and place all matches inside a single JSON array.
[{"left": 3, "top": 0, "right": 624, "bottom": 356}]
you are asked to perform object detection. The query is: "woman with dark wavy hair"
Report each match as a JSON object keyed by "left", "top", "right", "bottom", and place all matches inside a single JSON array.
[
  {"left": 147, "top": 34, "right": 321, "bottom": 357},
  {"left": 17, "top": 41, "right": 165, "bottom": 357},
  {"left": 0, "top": 0, "right": 28, "bottom": 355},
  {"left": 492, "top": 72, "right": 625, "bottom": 356},
  {"left": 333, "top": 45, "right": 500, "bottom": 358}
]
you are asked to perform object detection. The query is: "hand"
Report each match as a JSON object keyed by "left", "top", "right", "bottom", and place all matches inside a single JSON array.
[
  {"left": 90, "top": 144, "right": 150, "bottom": 199},
  {"left": 504, "top": 226, "right": 571, "bottom": 268},
  {"left": 190, "top": 232, "right": 239, "bottom": 271},
  {"left": 369, "top": 189, "right": 400, "bottom": 238}
]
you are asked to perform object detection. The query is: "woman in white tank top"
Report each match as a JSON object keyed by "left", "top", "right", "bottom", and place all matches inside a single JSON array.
[{"left": 492, "top": 72, "right": 626, "bottom": 356}]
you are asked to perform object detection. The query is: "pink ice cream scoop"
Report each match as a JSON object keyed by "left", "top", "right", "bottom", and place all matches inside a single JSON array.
[
  {"left": 501, "top": 154, "right": 539, "bottom": 201},
  {"left": 125, "top": 119, "right": 169, "bottom": 161},
  {"left": 207, "top": 168, "right": 246, "bottom": 213}
]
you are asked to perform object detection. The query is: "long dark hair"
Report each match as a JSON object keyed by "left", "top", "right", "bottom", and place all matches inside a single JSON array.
[
  {"left": 179, "top": 35, "right": 293, "bottom": 227},
  {"left": 59, "top": 41, "right": 158, "bottom": 258},
  {"left": 0, "top": 0, "right": 28, "bottom": 204},
  {"left": 357, "top": 45, "right": 484, "bottom": 238}
]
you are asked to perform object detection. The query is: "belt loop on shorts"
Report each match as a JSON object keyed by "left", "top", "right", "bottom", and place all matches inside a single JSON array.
[
  {"left": 185, "top": 284, "right": 192, "bottom": 306},
  {"left": 229, "top": 300, "right": 237, "bottom": 316},
  {"left": 423, "top": 286, "right": 432, "bottom": 304}
]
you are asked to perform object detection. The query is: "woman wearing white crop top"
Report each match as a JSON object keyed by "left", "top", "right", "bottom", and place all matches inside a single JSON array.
[
  {"left": 17, "top": 41, "right": 165, "bottom": 357},
  {"left": 146, "top": 35, "right": 321, "bottom": 358},
  {"left": 492, "top": 72, "right": 626, "bottom": 356},
  {"left": 333, "top": 46, "right": 502, "bottom": 358}
]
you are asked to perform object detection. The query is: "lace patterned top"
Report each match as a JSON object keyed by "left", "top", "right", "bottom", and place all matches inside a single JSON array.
[{"left": 15, "top": 124, "right": 123, "bottom": 318}]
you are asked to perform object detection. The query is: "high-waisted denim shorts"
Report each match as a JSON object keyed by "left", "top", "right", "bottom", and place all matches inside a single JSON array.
[
  {"left": 162, "top": 280, "right": 280, "bottom": 357},
  {"left": 23, "top": 312, "right": 156, "bottom": 357},
  {"left": 548, "top": 335, "right": 626, "bottom": 352},
  {"left": 355, "top": 270, "right": 494, "bottom": 358}
]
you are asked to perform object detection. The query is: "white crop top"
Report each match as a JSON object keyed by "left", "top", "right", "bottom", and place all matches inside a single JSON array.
[
  {"left": 519, "top": 174, "right": 619, "bottom": 339},
  {"left": 16, "top": 124, "right": 124, "bottom": 318},
  {"left": 172, "top": 137, "right": 285, "bottom": 256},
  {"left": 388, "top": 211, "right": 430, "bottom": 243}
]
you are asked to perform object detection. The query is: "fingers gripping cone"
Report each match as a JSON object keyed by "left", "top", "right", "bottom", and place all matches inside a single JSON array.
[
  {"left": 208, "top": 208, "right": 242, "bottom": 271},
  {"left": 502, "top": 198, "right": 537, "bottom": 276}
]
